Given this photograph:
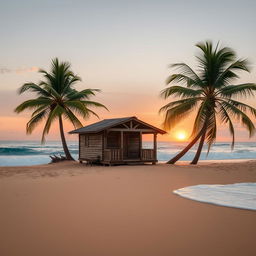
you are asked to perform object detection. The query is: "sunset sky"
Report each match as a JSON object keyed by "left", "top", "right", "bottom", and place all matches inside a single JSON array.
[{"left": 1, "top": 0, "right": 256, "bottom": 142}]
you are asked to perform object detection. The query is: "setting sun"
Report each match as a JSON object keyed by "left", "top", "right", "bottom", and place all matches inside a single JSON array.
[{"left": 176, "top": 131, "right": 187, "bottom": 141}]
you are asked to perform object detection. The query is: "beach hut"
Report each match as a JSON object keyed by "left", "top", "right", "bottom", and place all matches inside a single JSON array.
[{"left": 69, "top": 116, "right": 166, "bottom": 165}]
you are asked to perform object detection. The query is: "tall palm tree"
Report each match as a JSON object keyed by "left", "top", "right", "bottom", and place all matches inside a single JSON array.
[
  {"left": 15, "top": 58, "right": 107, "bottom": 160},
  {"left": 160, "top": 41, "right": 256, "bottom": 164}
]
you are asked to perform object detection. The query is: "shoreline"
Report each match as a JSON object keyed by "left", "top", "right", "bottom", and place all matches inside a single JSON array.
[{"left": 0, "top": 158, "right": 255, "bottom": 169}]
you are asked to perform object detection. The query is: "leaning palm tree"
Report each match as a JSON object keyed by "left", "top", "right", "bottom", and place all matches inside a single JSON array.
[
  {"left": 160, "top": 41, "right": 256, "bottom": 164},
  {"left": 15, "top": 58, "right": 107, "bottom": 160}
]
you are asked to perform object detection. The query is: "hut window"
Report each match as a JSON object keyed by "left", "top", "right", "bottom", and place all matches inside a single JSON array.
[
  {"left": 84, "top": 135, "right": 99, "bottom": 147},
  {"left": 107, "top": 132, "right": 120, "bottom": 148}
]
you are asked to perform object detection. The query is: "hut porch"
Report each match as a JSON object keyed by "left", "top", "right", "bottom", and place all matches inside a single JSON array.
[{"left": 102, "top": 131, "right": 157, "bottom": 164}]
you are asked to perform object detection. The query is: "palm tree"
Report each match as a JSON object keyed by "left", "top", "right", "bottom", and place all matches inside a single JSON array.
[
  {"left": 160, "top": 41, "right": 256, "bottom": 165},
  {"left": 15, "top": 58, "right": 107, "bottom": 160}
]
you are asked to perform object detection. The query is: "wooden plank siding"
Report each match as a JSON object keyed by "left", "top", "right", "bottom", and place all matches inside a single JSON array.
[{"left": 79, "top": 133, "right": 103, "bottom": 161}]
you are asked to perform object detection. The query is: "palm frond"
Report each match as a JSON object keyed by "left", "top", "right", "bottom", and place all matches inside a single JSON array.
[
  {"left": 80, "top": 100, "right": 108, "bottom": 110},
  {"left": 63, "top": 108, "right": 83, "bottom": 129},
  {"left": 18, "top": 83, "right": 52, "bottom": 97},
  {"left": 170, "top": 63, "right": 203, "bottom": 86},
  {"left": 161, "top": 98, "right": 199, "bottom": 130},
  {"left": 39, "top": 81, "right": 61, "bottom": 99},
  {"left": 65, "top": 101, "right": 92, "bottom": 119},
  {"left": 218, "top": 103, "right": 235, "bottom": 149},
  {"left": 218, "top": 83, "right": 256, "bottom": 98},
  {"left": 66, "top": 89, "right": 101, "bottom": 101},
  {"left": 31, "top": 105, "right": 50, "bottom": 117},
  {"left": 14, "top": 98, "right": 52, "bottom": 113},
  {"left": 165, "top": 74, "right": 197, "bottom": 87},
  {"left": 215, "top": 59, "right": 250, "bottom": 87},
  {"left": 222, "top": 98, "right": 256, "bottom": 117},
  {"left": 205, "top": 112, "right": 217, "bottom": 154},
  {"left": 160, "top": 86, "right": 203, "bottom": 99},
  {"left": 41, "top": 105, "right": 64, "bottom": 143},
  {"left": 196, "top": 41, "right": 238, "bottom": 86},
  {"left": 62, "top": 75, "right": 82, "bottom": 94},
  {"left": 26, "top": 109, "right": 48, "bottom": 134},
  {"left": 159, "top": 98, "right": 201, "bottom": 113},
  {"left": 220, "top": 100, "right": 255, "bottom": 137}
]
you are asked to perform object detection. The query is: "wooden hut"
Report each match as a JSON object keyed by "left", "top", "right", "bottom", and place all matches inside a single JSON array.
[{"left": 69, "top": 116, "right": 166, "bottom": 165}]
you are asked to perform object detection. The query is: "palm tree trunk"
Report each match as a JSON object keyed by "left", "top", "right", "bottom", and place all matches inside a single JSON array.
[
  {"left": 190, "top": 125, "right": 207, "bottom": 165},
  {"left": 166, "top": 128, "right": 204, "bottom": 164},
  {"left": 59, "top": 115, "right": 74, "bottom": 161}
]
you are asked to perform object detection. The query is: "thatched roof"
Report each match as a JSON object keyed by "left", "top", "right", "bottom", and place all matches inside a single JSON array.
[{"left": 69, "top": 116, "right": 166, "bottom": 134}]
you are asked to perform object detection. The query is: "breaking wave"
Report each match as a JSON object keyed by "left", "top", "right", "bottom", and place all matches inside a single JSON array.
[
  {"left": 173, "top": 183, "right": 256, "bottom": 211},
  {"left": 0, "top": 147, "right": 43, "bottom": 155}
]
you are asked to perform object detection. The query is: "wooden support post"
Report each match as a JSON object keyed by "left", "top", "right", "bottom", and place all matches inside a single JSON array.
[
  {"left": 78, "top": 134, "right": 81, "bottom": 161},
  {"left": 153, "top": 133, "right": 157, "bottom": 164},
  {"left": 120, "top": 131, "right": 123, "bottom": 160},
  {"left": 102, "top": 131, "right": 107, "bottom": 162},
  {"left": 104, "top": 131, "right": 107, "bottom": 149},
  {"left": 140, "top": 131, "right": 142, "bottom": 160}
]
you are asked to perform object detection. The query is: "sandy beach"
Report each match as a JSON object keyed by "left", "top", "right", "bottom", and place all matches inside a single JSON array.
[{"left": 0, "top": 161, "right": 256, "bottom": 256}]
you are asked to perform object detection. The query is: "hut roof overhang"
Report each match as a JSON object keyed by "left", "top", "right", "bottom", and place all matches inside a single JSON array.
[{"left": 69, "top": 116, "right": 166, "bottom": 134}]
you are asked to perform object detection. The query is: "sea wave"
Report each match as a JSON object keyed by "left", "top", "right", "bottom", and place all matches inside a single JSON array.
[
  {"left": 0, "top": 147, "right": 44, "bottom": 155},
  {"left": 0, "top": 146, "right": 78, "bottom": 156},
  {"left": 173, "top": 183, "right": 256, "bottom": 211},
  {"left": 234, "top": 149, "right": 252, "bottom": 154},
  {"left": 215, "top": 143, "right": 230, "bottom": 147}
]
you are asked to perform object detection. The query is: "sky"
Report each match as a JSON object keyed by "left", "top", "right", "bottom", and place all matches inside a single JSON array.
[{"left": 0, "top": 0, "right": 256, "bottom": 142}]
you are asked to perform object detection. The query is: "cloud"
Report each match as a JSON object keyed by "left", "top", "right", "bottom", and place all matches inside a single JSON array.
[
  {"left": 0, "top": 68, "right": 11, "bottom": 74},
  {"left": 0, "top": 66, "right": 39, "bottom": 74}
]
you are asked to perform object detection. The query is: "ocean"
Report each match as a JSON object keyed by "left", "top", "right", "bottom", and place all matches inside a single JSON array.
[{"left": 0, "top": 140, "right": 255, "bottom": 166}]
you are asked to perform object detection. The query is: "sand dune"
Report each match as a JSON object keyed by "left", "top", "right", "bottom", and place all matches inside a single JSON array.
[{"left": 0, "top": 161, "right": 256, "bottom": 256}]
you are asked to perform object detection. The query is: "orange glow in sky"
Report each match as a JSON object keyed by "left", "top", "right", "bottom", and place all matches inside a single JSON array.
[{"left": 175, "top": 131, "right": 188, "bottom": 141}]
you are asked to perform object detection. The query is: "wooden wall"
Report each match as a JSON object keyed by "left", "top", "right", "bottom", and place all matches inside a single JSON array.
[{"left": 79, "top": 133, "right": 103, "bottom": 160}]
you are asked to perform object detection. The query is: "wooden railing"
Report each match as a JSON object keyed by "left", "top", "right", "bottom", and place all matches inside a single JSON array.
[
  {"left": 104, "top": 148, "right": 155, "bottom": 162},
  {"left": 104, "top": 149, "right": 123, "bottom": 161},
  {"left": 141, "top": 149, "right": 155, "bottom": 160}
]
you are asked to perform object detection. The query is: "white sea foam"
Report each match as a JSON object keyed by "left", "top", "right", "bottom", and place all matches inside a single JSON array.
[{"left": 173, "top": 183, "right": 256, "bottom": 211}]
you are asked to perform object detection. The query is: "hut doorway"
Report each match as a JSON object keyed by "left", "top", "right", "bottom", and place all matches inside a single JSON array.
[{"left": 123, "top": 132, "right": 140, "bottom": 159}]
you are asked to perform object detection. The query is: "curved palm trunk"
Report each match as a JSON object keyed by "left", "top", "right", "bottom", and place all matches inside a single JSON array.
[
  {"left": 59, "top": 116, "right": 74, "bottom": 161},
  {"left": 190, "top": 125, "right": 207, "bottom": 165},
  {"left": 166, "top": 129, "right": 204, "bottom": 164}
]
